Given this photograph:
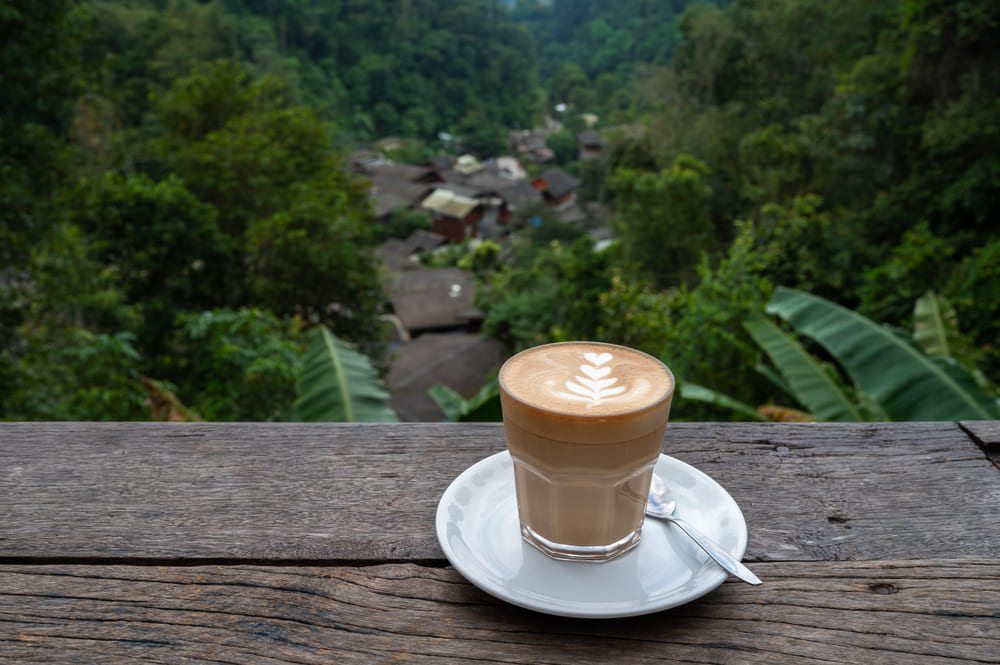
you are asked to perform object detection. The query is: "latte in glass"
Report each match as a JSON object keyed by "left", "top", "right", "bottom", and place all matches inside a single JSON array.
[{"left": 498, "top": 341, "right": 674, "bottom": 562}]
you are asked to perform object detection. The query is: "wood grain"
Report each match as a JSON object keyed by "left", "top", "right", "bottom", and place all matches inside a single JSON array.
[
  {"left": 962, "top": 420, "right": 1000, "bottom": 469},
  {"left": 2, "top": 422, "right": 999, "bottom": 562},
  {"left": 963, "top": 420, "right": 1000, "bottom": 449},
  {"left": 1, "top": 561, "right": 997, "bottom": 665}
]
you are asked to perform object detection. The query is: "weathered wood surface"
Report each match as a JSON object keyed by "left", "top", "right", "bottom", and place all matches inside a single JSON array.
[
  {"left": 963, "top": 420, "right": 1000, "bottom": 474},
  {"left": 2, "top": 422, "right": 998, "bottom": 562},
  {"left": 2, "top": 561, "right": 997, "bottom": 664},
  {"left": 962, "top": 420, "right": 1000, "bottom": 447},
  {"left": 2, "top": 422, "right": 999, "bottom": 664}
]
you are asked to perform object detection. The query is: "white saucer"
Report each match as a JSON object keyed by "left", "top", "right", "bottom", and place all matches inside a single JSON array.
[{"left": 436, "top": 451, "right": 749, "bottom": 618}]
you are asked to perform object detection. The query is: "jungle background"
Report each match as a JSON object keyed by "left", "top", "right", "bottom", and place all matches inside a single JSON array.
[{"left": 2, "top": 0, "right": 998, "bottom": 422}]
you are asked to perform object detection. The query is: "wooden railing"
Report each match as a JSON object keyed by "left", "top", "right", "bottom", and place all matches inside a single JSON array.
[{"left": 1, "top": 421, "right": 998, "bottom": 663}]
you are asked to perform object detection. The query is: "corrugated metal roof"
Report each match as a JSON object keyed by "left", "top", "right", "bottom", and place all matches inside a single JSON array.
[
  {"left": 466, "top": 172, "right": 513, "bottom": 193},
  {"left": 534, "top": 167, "right": 581, "bottom": 200},
  {"left": 454, "top": 154, "right": 482, "bottom": 174},
  {"left": 497, "top": 179, "right": 542, "bottom": 209},
  {"left": 370, "top": 162, "right": 431, "bottom": 181},
  {"left": 434, "top": 182, "right": 483, "bottom": 198},
  {"left": 421, "top": 189, "right": 480, "bottom": 219}
]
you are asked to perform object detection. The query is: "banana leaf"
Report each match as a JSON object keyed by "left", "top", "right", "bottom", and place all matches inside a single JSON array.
[
  {"left": 295, "top": 326, "right": 398, "bottom": 422},
  {"left": 680, "top": 383, "right": 767, "bottom": 421},
  {"left": 766, "top": 287, "right": 1000, "bottom": 421},
  {"left": 754, "top": 362, "right": 794, "bottom": 400},
  {"left": 913, "top": 290, "right": 996, "bottom": 394},
  {"left": 744, "top": 313, "right": 862, "bottom": 422},
  {"left": 913, "top": 290, "right": 960, "bottom": 358},
  {"left": 429, "top": 377, "right": 502, "bottom": 422}
]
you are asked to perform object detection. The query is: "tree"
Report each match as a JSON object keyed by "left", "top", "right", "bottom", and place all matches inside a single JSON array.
[
  {"left": 0, "top": 224, "right": 146, "bottom": 421},
  {"left": 243, "top": 175, "right": 382, "bottom": 343},
  {"left": 455, "top": 106, "right": 508, "bottom": 157},
  {"left": 608, "top": 155, "right": 717, "bottom": 288},
  {"left": 546, "top": 128, "right": 578, "bottom": 164},
  {"left": 166, "top": 308, "right": 304, "bottom": 422},
  {"left": 71, "top": 172, "right": 231, "bottom": 357},
  {"left": 476, "top": 219, "right": 605, "bottom": 350},
  {"left": 0, "top": 0, "right": 83, "bottom": 267},
  {"left": 150, "top": 60, "right": 385, "bottom": 343},
  {"left": 550, "top": 62, "right": 592, "bottom": 110}
]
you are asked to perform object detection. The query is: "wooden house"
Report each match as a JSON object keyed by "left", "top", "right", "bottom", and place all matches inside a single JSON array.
[
  {"left": 531, "top": 167, "right": 581, "bottom": 208},
  {"left": 420, "top": 188, "right": 483, "bottom": 242},
  {"left": 577, "top": 129, "right": 607, "bottom": 159}
]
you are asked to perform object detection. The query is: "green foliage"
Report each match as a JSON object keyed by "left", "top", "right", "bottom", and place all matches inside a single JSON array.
[
  {"left": 0, "top": 0, "right": 84, "bottom": 266},
  {"left": 858, "top": 221, "right": 955, "bottom": 325},
  {"left": 943, "top": 236, "right": 1000, "bottom": 379},
  {"left": 167, "top": 308, "right": 304, "bottom": 422},
  {"left": 550, "top": 62, "right": 593, "bottom": 109},
  {"left": 480, "top": 266, "right": 562, "bottom": 350},
  {"left": 71, "top": 172, "right": 230, "bottom": 355},
  {"left": 0, "top": 223, "right": 145, "bottom": 421},
  {"left": 148, "top": 61, "right": 384, "bottom": 343},
  {"left": 50, "top": 330, "right": 148, "bottom": 420},
  {"left": 594, "top": 272, "right": 676, "bottom": 353},
  {"left": 82, "top": 0, "right": 543, "bottom": 140},
  {"left": 3, "top": 328, "right": 149, "bottom": 421},
  {"left": 546, "top": 128, "right": 578, "bottom": 165},
  {"left": 457, "top": 239, "right": 501, "bottom": 277},
  {"left": 587, "top": 0, "right": 1000, "bottom": 422},
  {"left": 375, "top": 206, "right": 433, "bottom": 243},
  {"left": 429, "top": 377, "right": 502, "bottom": 422},
  {"left": 608, "top": 155, "right": 717, "bottom": 288},
  {"left": 512, "top": 0, "right": 693, "bottom": 116},
  {"left": 679, "top": 383, "right": 767, "bottom": 422},
  {"left": 295, "top": 326, "right": 397, "bottom": 423},
  {"left": 743, "top": 313, "right": 863, "bottom": 422},
  {"left": 154, "top": 59, "right": 281, "bottom": 141},
  {"left": 912, "top": 290, "right": 993, "bottom": 393},
  {"left": 243, "top": 175, "right": 382, "bottom": 342},
  {"left": 455, "top": 106, "right": 509, "bottom": 157},
  {"left": 19, "top": 222, "right": 141, "bottom": 334},
  {"left": 6, "top": 0, "right": 1000, "bottom": 424},
  {"left": 688, "top": 288, "right": 1000, "bottom": 422},
  {"left": 912, "top": 291, "right": 962, "bottom": 361},
  {"left": 155, "top": 82, "right": 341, "bottom": 237},
  {"left": 477, "top": 229, "right": 610, "bottom": 350},
  {"left": 631, "top": 224, "right": 774, "bottom": 417},
  {"left": 766, "top": 287, "right": 1000, "bottom": 421},
  {"left": 742, "top": 195, "right": 864, "bottom": 300},
  {"left": 628, "top": 0, "right": 1000, "bottom": 301},
  {"left": 419, "top": 241, "right": 474, "bottom": 269}
]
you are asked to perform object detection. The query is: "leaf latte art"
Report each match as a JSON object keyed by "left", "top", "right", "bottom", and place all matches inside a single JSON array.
[
  {"left": 500, "top": 342, "right": 672, "bottom": 416},
  {"left": 561, "top": 352, "right": 626, "bottom": 405}
]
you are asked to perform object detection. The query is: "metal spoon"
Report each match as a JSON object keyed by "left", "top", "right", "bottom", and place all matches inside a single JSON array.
[{"left": 646, "top": 473, "right": 762, "bottom": 585}]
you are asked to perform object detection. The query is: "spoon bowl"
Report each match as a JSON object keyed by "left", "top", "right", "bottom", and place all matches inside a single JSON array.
[{"left": 646, "top": 473, "right": 762, "bottom": 585}]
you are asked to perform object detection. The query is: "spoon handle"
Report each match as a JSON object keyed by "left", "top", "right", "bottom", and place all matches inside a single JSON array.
[{"left": 666, "top": 516, "right": 762, "bottom": 585}]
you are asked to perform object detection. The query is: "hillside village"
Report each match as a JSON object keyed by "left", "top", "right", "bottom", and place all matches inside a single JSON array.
[{"left": 352, "top": 125, "right": 612, "bottom": 421}]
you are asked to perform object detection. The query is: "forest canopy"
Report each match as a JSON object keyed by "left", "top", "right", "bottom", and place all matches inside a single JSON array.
[
  {"left": 2, "top": 0, "right": 999, "bottom": 423},
  {"left": 82, "top": 0, "right": 542, "bottom": 141}
]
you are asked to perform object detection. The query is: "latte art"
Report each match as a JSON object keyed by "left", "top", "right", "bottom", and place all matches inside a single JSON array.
[
  {"left": 501, "top": 342, "right": 671, "bottom": 416},
  {"left": 559, "top": 352, "right": 626, "bottom": 406}
]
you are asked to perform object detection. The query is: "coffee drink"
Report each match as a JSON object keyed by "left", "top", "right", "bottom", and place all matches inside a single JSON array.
[{"left": 499, "top": 341, "right": 674, "bottom": 561}]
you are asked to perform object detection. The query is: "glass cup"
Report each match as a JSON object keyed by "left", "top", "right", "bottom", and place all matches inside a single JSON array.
[{"left": 498, "top": 341, "right": 674, "bottom": 562}]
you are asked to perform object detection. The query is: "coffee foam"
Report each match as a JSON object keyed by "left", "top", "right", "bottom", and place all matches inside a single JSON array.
[{"left": 500, "top": 342, "right": 673, "bottom": 417}]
